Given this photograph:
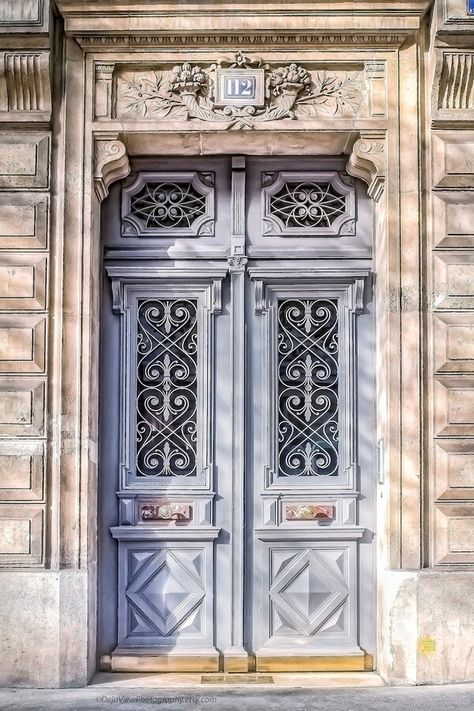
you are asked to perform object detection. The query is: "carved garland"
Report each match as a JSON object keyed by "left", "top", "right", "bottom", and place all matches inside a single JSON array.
[{"left": 117, "top": 52, "right": 365, "bottom": 129}]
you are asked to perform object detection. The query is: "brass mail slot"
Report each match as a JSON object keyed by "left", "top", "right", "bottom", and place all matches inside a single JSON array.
[
  {"left": 141, "top": 503, "right": 192, "bottom": 521},
  {"left": 285, "top": 504, "right": 335, "bottom": 521}
]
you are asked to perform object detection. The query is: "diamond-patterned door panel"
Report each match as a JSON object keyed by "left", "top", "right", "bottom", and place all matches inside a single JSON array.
[
  {"left": 118, "top": 543, "right": 211, "bottom": 647},
  {"left": 265, "top": 543, "right": 358, "bottom": 648}
]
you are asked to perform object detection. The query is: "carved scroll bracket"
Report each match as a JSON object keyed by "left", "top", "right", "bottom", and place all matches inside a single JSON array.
[
  {"left": 94, "top": 134, "right": 131, "bottom": 202},
  {"left": 346, "top": 131, "right": 386, "bottom": 202}
]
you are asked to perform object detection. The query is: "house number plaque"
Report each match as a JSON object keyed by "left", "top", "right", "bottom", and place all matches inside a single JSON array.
[{"left": 215, "top": 68, "right": 265, "bottom": 107}]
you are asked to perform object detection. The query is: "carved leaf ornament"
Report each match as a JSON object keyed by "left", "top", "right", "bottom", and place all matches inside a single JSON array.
[{"left": 117, "top": 53, "right": 364, "bottom": 129}]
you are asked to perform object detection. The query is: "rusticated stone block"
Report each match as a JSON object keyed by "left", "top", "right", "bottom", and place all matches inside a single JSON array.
[
  {"left": 0, "top": 254, "right": 47, "bottom": 310},
  {"left": 0, "top": 194, "right": 49, "bottom": 249},
  {"left": 0, "top": 440, "right": 45, "bottom": 502},
  {"left": 0, "top": 505, "right": 43, "bottom": 566},
  {"left": 0, "top": 0, "right": 47, "bottom": 32},
  {"left": 0, "top": 314, "right": 46, "bottom": 373},
  {"left": 0, "top": 134, "right": 49, "bottom": 190},
  {"left": 434, "top": 439, "right": 474, "bottom": 501},
  {"left": 0, "top": 378, "right": 45, "bottom": 436}
]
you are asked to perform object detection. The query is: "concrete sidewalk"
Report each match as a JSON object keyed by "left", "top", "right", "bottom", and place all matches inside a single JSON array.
[{"left": 0, "top": 680, "right": 473, "bottom": 711}]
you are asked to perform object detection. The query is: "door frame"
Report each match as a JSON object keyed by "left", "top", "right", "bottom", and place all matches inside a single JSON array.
[
  {"left": 90, "top": 134, "right": 398, "bottom": 671},
  {"left": 54, "top": 39, "right": 422, "bottom": 681}
]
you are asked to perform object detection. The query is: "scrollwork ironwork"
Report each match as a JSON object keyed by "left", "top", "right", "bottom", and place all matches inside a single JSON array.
[
  {"left": 270, "top": 181, "right": 346, "bottom": 229},
  {"left": 136, "top": 299, "right": 198, "bottom": 477},
  {"left": 130, "top": 181, "right": 207, "bottom": 230},
  {"left": 277, "top": 299, "right": 339, "bottom": 477}
]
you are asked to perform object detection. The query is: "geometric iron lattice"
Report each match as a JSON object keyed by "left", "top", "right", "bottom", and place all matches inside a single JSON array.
[
  {"left": 121, "top": 172, "right": 215, "bottom": 237},
  {"left": 270, "top": 182, "right": 346, "bottom": 229},
  {"left": 131, "top": 182, "right": 206, "bottom": 229},
  {"left": 262, "top": 171, "right": 355, "bottom": 237},
  {"left": 136, "top": 299, "right": 198, "bottom": 477},
  {"left": 277, "top": 298, "right": 339, "bottom": 477}
]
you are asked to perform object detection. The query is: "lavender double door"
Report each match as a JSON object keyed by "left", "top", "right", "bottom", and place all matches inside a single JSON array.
[{"left": 98, "top": 156, "right": 376, "bottom": 672}]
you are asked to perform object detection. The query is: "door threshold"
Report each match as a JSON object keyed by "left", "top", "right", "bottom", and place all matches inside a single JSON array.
[{"left": 91, "top": 671, "right": 385, "bottom": 688}]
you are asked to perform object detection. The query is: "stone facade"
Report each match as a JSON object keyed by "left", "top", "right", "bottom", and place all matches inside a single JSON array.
[{"left": 0, "top": 0, "right": 473, "bottom": 687}]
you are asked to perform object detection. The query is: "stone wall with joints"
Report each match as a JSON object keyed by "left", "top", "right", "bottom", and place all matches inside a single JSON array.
[
  {"left": 429, "top": 1, "right": 474, "bottom": 572},
  {"left": 0, "top": 0, "right": 64, "bottom": 688},
  {"left": 0, "top": 0, "right": 51, "bottom": 571},
  {"left": 2, "top": 0, "right": 468, "bottom": 688},
  {"left": 411, "top": 0, "right": 474, "bottom": 684}
]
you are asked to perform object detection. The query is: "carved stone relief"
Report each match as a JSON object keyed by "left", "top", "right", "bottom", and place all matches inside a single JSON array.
[
  {"left": 78, "top": 33, "right": 407, "bottom": 51},
  {"left": 433, "top": 50, "right": 474, "bottom": 125},
  {"left": 0, "top": 51, "right": 51, "bottom": 120},
  {"left": 94, "top": 136, "right": 131, "bottom": 202},
  {"left": 438, "top": 53, "right": 474, "bottom": 110},
  {"left": 114, "top": 53, "right": 368, "bottom": 129},
  {"left": 346, "top": 132, "right": 386, "bottom": 201}
]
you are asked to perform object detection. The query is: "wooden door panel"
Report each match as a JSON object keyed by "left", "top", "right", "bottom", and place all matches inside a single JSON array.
[{"left": 98, "top": 156, "right": 376, "bottom": 672}]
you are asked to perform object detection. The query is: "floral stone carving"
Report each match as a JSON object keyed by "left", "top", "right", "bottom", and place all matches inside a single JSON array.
[{"left": 116, "top": 53, "right": 365, "bottom": 129}]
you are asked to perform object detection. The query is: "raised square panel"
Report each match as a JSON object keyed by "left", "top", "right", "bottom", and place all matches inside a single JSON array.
[
  {"left": 433, "top": 132, "right": 474, "bottom": 189},
  {"left": 0, "top": 505, "right": 43, "bottom": 566},
  {"left": 0, "top": 254, "right": 46, "bottom": 310},
  {"left": 0, "top": 193, "right": 49, "bottom": 249},
  {"left": 434, "top": 377, "right": 474, "bottom": 436},
  {"left": 0, "top": 440, "right": 44, "bottom": 501},
  {"left": 0, "top": 378, "right": 45, "bottom": 436},
  {"left": 433, "top": 252, "right": 474, "bottom": 309},
  {"left": 0, "top": 314, "right": 46, "bottom": 373},
  {"left": 434, "top": 503, "right": 474, "bottom": 565},
  {"left": 433, "top": 192, "right": 474, "bottom": 248},
  {"left": 117, "top": 540, "right": 215, "bottom": 650},
  {"left": 0, "top": 134, "right": 49, "bottom": 190},
  {"left": 433, "top": 312, "right": 474, "bottom": 373},
  {"left": 259, "top": 541, "right": 359, "bottom": 653},
  {"left": 434, "top": 440, "right": 474, "bottom": 500}
]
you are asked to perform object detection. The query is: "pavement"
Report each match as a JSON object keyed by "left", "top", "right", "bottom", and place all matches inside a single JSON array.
[{"left": 0, "top": 677, "right": 473, "bottom": 711}]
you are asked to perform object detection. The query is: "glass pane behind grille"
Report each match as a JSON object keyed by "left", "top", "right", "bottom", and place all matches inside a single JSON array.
[
  {"left": 277, "top": 298, "right": 339, "bottom": 477},
  {"left": 136, "top": 299, "right": 198, "bottom": 477}
]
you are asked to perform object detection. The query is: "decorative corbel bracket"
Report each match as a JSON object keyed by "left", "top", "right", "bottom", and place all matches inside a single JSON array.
[
  {"left": 94, "top": 134, "right": 131, "bottom": 202},
  {"left": 346, "top": 131, "right": 386, "bottom": 202}
]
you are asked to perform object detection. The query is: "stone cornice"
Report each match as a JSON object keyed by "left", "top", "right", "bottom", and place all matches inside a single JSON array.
[
  {"left": 74, "top": 33, "right": 408, "bottom": 50},
  {"left": 56, "top": 1, "right": 431, "bottom": 48}
]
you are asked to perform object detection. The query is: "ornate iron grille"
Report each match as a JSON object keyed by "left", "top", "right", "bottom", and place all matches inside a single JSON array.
[
  {"left": 270, "top": 181, "right": 346, "bottom": 229},
  {"left": 277, "top": 298, "right": 339, "bottom": 477},
  {"left": 130, "top": 182, "right": 206, "bottom": 229},
  {"left": 136, "top": 299, "right": 198, "bottom": 477}
]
